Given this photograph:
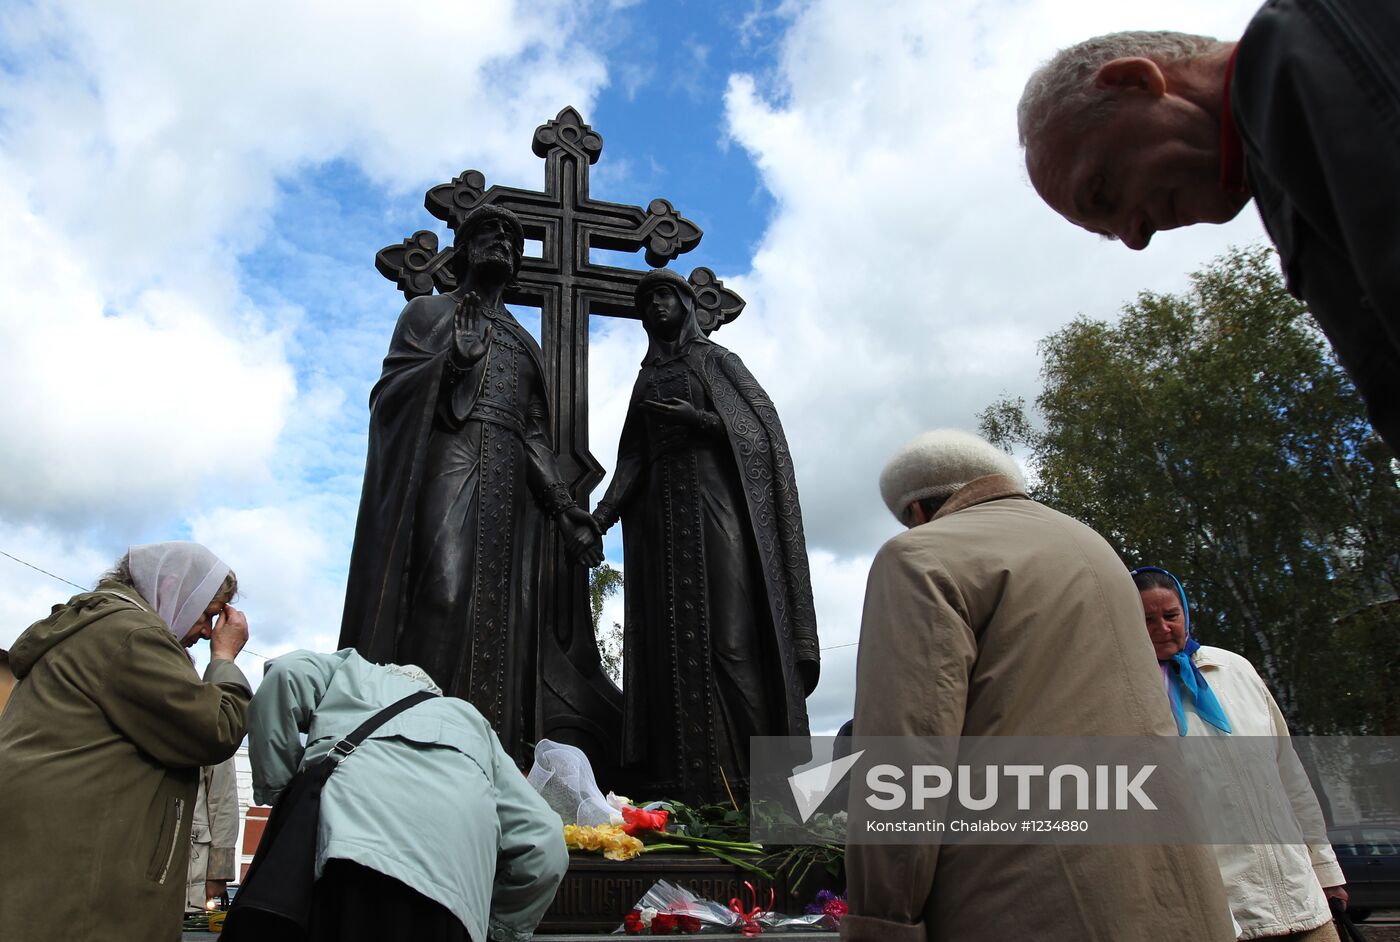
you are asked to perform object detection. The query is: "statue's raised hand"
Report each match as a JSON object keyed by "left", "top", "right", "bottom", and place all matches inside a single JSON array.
[{"left": 453, "top": 291, "right": 493, "bottom": 364}]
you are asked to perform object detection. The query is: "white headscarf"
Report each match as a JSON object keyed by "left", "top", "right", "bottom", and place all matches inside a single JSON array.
[
  {"left": 127, "top": 542, "right": 232, "bottom": 636},
  {"left": 382, "top": 663, "right": 443, "bottom": 695}
]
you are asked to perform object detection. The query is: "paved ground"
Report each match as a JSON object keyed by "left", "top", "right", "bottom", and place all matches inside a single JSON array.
[{"left": 1354, "top": 909, "right": 1400, "bottom": 941}]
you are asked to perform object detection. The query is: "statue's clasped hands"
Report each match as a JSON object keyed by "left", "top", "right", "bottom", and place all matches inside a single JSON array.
[
  {"left": 453, "top": 291, "right": 494, "bottom": 364},
  {"left": 559, "top": 505, "right": 604, "bottom": 568}
]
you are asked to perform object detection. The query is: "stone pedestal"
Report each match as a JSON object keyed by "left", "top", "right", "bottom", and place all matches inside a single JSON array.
[{"left": 539, "top": 852, "right": 842, "bottom": 934}]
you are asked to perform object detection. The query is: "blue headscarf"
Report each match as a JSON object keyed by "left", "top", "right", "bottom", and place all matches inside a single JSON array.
[{"left": 1132, "top": 567, "right": 1232, "bottom": 736}]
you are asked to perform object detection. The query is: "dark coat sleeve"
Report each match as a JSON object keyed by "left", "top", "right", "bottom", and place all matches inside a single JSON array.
[{"left": 1233, "top": 0, "right": 1400, "bottom": 448}]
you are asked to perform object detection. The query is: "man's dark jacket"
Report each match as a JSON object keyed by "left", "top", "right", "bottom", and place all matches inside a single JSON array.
[{"left": 1233, "top": 0, "right": 1400, "bottom": 454}]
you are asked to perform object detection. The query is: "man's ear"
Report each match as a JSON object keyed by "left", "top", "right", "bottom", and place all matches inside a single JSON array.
[{"left": 1095, "top": 57, "right": 1167, "bottom": 96}]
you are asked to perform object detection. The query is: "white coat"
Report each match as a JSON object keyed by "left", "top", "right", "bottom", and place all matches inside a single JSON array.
[{"left": 1185, "top": 646, "right": 1344, "bottom": 939}]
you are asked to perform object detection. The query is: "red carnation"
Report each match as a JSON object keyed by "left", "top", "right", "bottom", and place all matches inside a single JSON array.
[
  {"left": 620, "top": 806, "right": 671, "bottom": 836},
  {"left": 822, "top": 899, "right": 849, "bottom": 921},
  {"left": 652, "top": 913, "right": 678, "bottom": 935},
  {"left": 624, "top": 912, "right": 645, "bottom": 935},
  {"left": 677, "top": 915, "right": 703, "bottom": 934}
]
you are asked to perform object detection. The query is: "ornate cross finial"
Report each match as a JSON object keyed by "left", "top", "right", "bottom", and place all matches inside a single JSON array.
[
  {"left": 375, "top": 106, "right": 718, "bottom": 303},
  {"left": 531, "top": 106, "right": 603, "bottom": 164},
  {"left": 689, "top": 267, "right": 745, "bottom": 334}
]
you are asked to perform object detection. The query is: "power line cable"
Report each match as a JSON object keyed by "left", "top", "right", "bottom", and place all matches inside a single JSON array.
[
  {"left": 0, "top": 549, "right": 87, "bottom": 591},
  {"left": 6, "top": 546, "right": 853, "bottom": 661},
  {"left": 1, "top": 548, "right": 270, "bottom": 661}
]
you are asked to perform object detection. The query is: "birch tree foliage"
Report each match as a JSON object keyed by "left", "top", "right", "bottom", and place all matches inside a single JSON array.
[
  {"left": 589, "top": 563, "right": 624, "bottom": 686},
  {"left": 980, "top": 246, "right": 1400, "bottom": 733}
]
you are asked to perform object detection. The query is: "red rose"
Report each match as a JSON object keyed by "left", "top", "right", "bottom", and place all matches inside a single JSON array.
[
  {"left": 621, "top": 806, "right": 671, "bottom": 836},
  {"left": 624, "top": 912, "right": 645, "bottom": 935},
  {"left": 823, "top": 899, "right": 849, "bottom": 921},
  {"left": 677, "top": 915, "right": 703, "bottom": 934}
]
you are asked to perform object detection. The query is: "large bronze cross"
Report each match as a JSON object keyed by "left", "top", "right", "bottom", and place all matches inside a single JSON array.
[{"left": 375, "top": 106, "right": 743, "bottom": 764}]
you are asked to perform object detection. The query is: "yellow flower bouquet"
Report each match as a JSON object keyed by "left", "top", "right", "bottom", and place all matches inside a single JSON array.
[{"left": 563, "top": 823, "right": 646, "bottom": 861}]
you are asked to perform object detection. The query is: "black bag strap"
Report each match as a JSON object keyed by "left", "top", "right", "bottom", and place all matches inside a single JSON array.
[
  {"left": 320, "top": 688, "right": 438, "bottom": 767},
  {"left": 220, "top": 687, "right": 439, "bottom": 941},
  {"left": 1331, "top": 898, "right": 1367, "bottom": 942}
]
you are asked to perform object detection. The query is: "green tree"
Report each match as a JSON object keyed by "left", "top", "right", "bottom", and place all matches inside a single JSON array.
[
  {"left": 589, "top": 563, "right": 624, "bottom": 685},
  {"left": 979, "top": 246, "right": 1400, "bottom": 733}
]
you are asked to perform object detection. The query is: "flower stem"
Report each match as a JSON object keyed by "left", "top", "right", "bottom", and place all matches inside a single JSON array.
[{"left": 647, "top": 832, "right": 764, "bottom": 854}]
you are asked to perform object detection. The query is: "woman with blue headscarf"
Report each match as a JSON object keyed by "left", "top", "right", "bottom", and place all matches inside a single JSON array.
[{"left": 1132, "top": 567, "right": 1347, "bottom": 941}]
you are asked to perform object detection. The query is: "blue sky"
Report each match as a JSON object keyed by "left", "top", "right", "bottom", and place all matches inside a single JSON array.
[{"left": 0, "top": 0, "right": 1270, "bottom": 734}]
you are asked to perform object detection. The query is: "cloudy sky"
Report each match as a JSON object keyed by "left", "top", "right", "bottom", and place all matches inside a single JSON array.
[{"left": 0, "top": 0, "right": 1269, "bottom": 735}]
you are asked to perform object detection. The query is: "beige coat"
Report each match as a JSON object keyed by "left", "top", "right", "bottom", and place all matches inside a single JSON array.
[
  {"left": 843, "top": 475, "right": 1235, "bottom": 942},
  {"left": 0, "top": 583, "right": 250, "bottom": 942},
  {"left": 186, "top": 756, "right": 240, "bottom": 912}
]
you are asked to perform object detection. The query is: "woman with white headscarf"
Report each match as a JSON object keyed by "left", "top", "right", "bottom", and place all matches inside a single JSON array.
[{"left": 0, "top": 541, "right": 252, "bottom": 942}]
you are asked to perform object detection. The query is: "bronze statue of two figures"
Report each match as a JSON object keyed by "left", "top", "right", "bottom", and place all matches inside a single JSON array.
[{"left": 338, "top": 108, "right": 819, "bottom": 807}]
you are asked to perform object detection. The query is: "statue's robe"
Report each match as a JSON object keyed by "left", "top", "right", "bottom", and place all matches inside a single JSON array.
[
  {"left": 601, "top": 337, "right": 819, "bottom": 804},
  {"left": 339, "top": 293, "right": 559, "bottom": 758}
]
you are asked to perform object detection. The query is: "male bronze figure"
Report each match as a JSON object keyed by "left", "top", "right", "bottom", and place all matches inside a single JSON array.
[{"left": 340, "top": 204, "right": 602, "bottom": 759}]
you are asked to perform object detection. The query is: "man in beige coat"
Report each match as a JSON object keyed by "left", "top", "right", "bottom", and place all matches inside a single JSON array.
[
  {"left": 842, "top": 430, "right": 1235, "bottom": 942},
  {"left": 186, "top": 756, "right": 241, "bottom": 913}
]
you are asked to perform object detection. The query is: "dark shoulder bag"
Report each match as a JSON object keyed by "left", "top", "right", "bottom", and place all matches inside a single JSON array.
[{"left": 221, "top": 689, "right": 436, "bottom": 941}]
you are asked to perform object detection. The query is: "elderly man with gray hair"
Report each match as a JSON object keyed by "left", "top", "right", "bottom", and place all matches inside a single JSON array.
[
  {"left": 841, "top": 429, "right": 1234, "bottom": 942},
  {"left": 1016, "top": 0, "right": 1400, "bottom": 458}
]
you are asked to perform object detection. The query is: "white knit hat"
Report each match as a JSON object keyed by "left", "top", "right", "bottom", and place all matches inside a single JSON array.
[{"left": 878, "top": 429, "right": 1026, "bottom": 520}]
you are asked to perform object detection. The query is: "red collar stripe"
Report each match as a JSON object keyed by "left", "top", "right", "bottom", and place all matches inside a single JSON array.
[{"left": 1220, "top": 44, "right": 1246, "bottom": 194}]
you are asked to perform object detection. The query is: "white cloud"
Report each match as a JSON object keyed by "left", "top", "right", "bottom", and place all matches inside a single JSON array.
[
  {"left": 0, "top": 171, "right": 295, "bottom": 529},
  {"left": 586, "top": 317, "right": 649, "bottom": 483},
  {"left": 805, "top": 549, "right": 875, "bottom": 734},
  {"left": 0, "top": 0, "right": 610, "bottom": 531},
  {"left": 0, "top": 523, "right": 114, "bottom": 651},
  {"left": 720, "top": 0, "right": 1268, "bottom": 559},
  {"left": 185, "top": 503, "right": 349, "bottom": 680},
  {"left": 1, "top": 1, "right": 609, "bottom": 288}
]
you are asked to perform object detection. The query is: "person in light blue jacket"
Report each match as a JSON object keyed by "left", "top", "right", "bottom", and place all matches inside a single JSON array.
[{"left": 248, "top": 648, "right": 568, "bottom": 942}]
